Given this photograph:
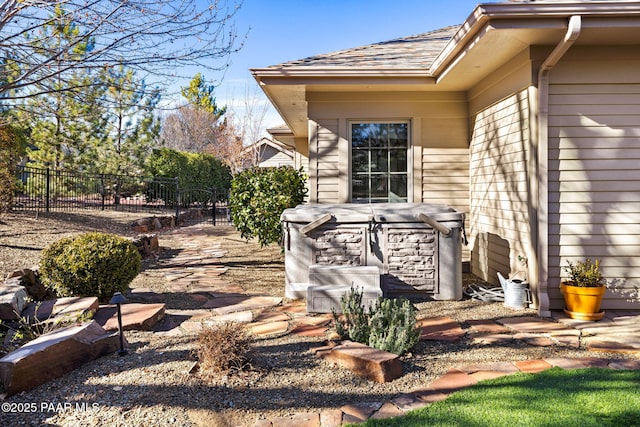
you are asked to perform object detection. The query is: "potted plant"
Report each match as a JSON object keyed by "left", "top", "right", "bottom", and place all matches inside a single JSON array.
[{"left": 560, "top": 258, "right": 606, "bottom": 320}]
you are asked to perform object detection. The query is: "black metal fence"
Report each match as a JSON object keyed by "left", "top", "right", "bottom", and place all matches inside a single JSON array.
[{"left": 12, "top": 165, "right": 231, "bottom": 225}]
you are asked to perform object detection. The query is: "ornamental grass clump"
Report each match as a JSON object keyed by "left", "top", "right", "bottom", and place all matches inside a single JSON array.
[
  {"left": 39, "top": 232, "right": 141, "bottom": 301},
  {"left": 193, "top": 322, "right": 253, "bottom": 377},
  {"left": 333, "top": 286, "right": 420, "bottom": 355}
]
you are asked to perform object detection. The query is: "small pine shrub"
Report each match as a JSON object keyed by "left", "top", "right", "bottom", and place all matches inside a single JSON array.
[
  {"left": 39, "top": 232, "right": 141, "bottom": 301},
  {"left": 193, "top": 322, "right": 253, "bottom": 377},
  {"left": 332, "top": 287, "right": 419, "bottom": 356},
  {"left": 368, "top": 297, "right": 420, "bottom": 355}
]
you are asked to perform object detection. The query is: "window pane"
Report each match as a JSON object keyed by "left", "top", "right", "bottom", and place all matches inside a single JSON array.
[
  {"left": 389, "top": 123, "right": 408, "bottom": 148},
  {"left": 370, "top": 175, "right": 388, "bottom": 198},
  {"left": 390, "top": 175, "right": 407, "bottom": 200},
  {"left": 351, "top": 124, "right": 369, "bottom": 148},
  {"left": 371, "top": 149, "right": 388, "bottom": 172},
  {"left": 351, "top": 122, "right": 408, "bottom": 203},
  {"left": 352, "top": 150, "right": 369, "bottom": 173},
  {"left": 352, "top": 174, "right": 369, "bottom": 200},
  {"left": 369, "top": 123, "right": 386, "bottom": 148},
  {"left": 389, "top": 149, "right": 407, "bottom": 172}
]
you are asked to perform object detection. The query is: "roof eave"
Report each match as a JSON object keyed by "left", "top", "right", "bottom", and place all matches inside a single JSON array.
[
  {"left": 251, "top": 67, "right": 433, "bottom": 79},
  {"left": 430, "top": 1, "right": 640, "bottom": 76}
]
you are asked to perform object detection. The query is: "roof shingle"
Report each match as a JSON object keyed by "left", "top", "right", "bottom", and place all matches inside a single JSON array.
[{"left": 270, "top": 25, "right": 460, "bottom": 70}]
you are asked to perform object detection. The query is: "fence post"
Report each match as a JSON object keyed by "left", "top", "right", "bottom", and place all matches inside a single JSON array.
[
  {"left": 212, "top": 188, "right": 217, "bottom": 226},
  {"left": 100, "top": 174, "right": 105, "bottom": 211},
  {"left": 45, "top": 167, "right": 50, "bottom": 213},
  {"left": 174, "top": 177, "right": 180, "bottom": 223}
]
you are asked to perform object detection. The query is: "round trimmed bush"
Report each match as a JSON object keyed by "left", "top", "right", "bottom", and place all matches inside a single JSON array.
[{"left": 39, "top": 232, "right": 141, "bottom": 301}]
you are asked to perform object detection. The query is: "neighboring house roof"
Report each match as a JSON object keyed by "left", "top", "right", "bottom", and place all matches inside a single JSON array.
[
  {"left": 243, "top": 137, "right": 294, "bottom": 168},
  {"left": 270, "top": 26, "right": 460, "bottom": 71}
]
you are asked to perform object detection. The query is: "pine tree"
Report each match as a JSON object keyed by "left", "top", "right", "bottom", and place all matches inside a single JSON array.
[
  {"left": 98, "top": 65, "right": 161, "bottom": 177},
  {"left": 22, "top": 6, "right": 104, "bottom": 172}
]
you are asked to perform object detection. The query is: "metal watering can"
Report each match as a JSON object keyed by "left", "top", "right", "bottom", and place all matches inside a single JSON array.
[{"left": 497, "top": 272, "right": 532, "bottom": 309}]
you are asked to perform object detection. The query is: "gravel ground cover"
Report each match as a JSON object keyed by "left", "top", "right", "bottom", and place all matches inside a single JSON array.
[{"left": 0, "top": 211, "right": 635, "bottom": 427}]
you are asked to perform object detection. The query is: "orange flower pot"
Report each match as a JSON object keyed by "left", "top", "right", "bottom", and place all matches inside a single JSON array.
[{"left": 560, "top": 282, "right": 606, "bottom": 321}]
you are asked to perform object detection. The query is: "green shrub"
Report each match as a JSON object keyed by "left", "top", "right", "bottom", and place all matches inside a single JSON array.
[
  {"left": 332, "top": 286, "right": 371, "bottom": 344},
  {"left": 368, "top": 297, "right": 420, "bottom": 355},
  {"left": 333, "top": 287, "right": 420, "bottom": 356},
  {"left": 229, "top": 166, "right": 307, "bottom": 246},
  {"left": 562, "top": 258, "right": 604, "bottom": 287},
  {"left": 39, "top": 232, "right": 141, "bottom": 301},
  {"left": 144, "top": 147, "right": 232, "bottom": 205}
]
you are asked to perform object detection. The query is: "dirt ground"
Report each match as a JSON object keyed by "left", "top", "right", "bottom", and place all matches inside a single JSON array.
[{"left": 0, "top": 210, "right": 285, "bottom": 297}]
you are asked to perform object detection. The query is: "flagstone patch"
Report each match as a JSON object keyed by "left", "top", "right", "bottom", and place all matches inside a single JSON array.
[
  {"left": 247, "top": 320, "right": 290, "bottom": 337},
  {"left": 514, "top": 359, "right": 552, "bottom": 373},
  {"left": 210, "top": 296, "right": 282, "bottom": 315},
  {"left": 427, "top": 368, "right": 477, "bottom": 394},
  {"left": 586, "top": 338, "right": 640, "bottom": 354},
  {"left": 417, "top": 316, "right": 465, "bottom": 342},
  {"left": 290, "top": 324, "right": 328, "bottom": 337},
  {"left": 369, "top": 401, "right": 404, "bottom": 420},
  {"left": 203, "top": 310, "right": 254, "bottom": 325},
  {"left": 253, "top": 311, "right": 290, "bottom": 323},
  {"left": 466, "top": 319, "right": 510, "bottom": 334},
  {"left": 499, "top": 316, "right": 569, "bottom": 333}
]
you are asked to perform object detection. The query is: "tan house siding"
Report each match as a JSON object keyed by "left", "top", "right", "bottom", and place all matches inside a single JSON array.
[
  {"left": 421, "top": 148, "right": 469, "bottom": 211},
  {"left": 422, "top": 147, "right": 470, "bottom": 262},
  {"left": 309, "top": 119, "right": 340, "bottom": 203},
  {"left": 547, "top": 47, "right": 640, "bottom": 309},
  {"left": 469, "top": 89, "right": 533, "bottom": 287}
]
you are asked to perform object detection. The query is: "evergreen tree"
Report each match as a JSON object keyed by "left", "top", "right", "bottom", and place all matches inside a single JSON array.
[
  {"left": 98, "top": 65, "right": 161, "bottom": 177},
  {"left": 180, "top": 73, "right": 226, "bottom": 118},
  {"left": 22, "top": 6, "right": 104, "bottom": 171}
]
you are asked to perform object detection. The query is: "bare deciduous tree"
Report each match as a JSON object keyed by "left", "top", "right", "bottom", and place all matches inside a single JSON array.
[
  {"left": 227, "top": 83, "right": 272, "bottom": 167},
  {"left": 160, "top": 106, "right": 244, "bottom": 171},
  {"left": 0, "top": 0, "right": 244, "bottom": 102}
]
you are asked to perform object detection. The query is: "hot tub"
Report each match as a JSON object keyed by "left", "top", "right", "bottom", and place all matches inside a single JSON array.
[{"left": 281, "top": 203, "right": 465, "bottom": 301}]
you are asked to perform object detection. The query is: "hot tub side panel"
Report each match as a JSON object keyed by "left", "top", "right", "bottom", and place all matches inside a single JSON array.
[{"left": 284, "top": 222, "right": 374, "bottom": 298}]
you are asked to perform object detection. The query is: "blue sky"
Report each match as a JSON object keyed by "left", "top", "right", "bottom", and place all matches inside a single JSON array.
[{"left": 214, "top": 0, "right": 489, "bottom": 134}]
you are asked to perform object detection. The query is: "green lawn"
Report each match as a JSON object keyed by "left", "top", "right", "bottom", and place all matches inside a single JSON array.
[{"left": 358, "top": 367, "right": 640, "bottom": 427}]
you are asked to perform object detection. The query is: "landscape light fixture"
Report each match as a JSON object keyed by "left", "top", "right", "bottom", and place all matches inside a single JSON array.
[{"left": 109, "top": 292, "right": 128, "bottom": 356}]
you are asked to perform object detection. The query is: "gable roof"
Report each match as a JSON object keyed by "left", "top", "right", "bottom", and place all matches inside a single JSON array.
[
  {"left": 270, "top": 26, "right": 460, "bottom": 71},
  {"left": 243, "top": 137, "right": 293, "bottom": 157}
]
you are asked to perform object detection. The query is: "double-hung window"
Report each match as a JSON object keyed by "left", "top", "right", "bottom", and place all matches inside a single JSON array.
[{"left": 351, "top": 122, "right": 409, "bottom": 203}]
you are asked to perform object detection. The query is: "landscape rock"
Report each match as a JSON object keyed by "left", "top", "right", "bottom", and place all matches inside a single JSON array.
[
  {"left": 318, "top": 340, "right": 402, "bottom": 383},
  {"left": 94, "top": 303, "right": 166, "bottom": 331},
  {"left": 0, "top": 321, "right": 122, "bottom": 397},
  {"left": 130, "top": 234, "right": 160, "bottom": 256},
  {"left": 21, "top": 297, "right": 99, "bottom": 325},
  {"left": 130, "top": 216, "right": 176, "bottom": 233},
  {"left": 0, "top": 283, "right": 28, "bottom": 320},
  {"left": 8, "top": 268, "right": 52, "bottom": 301}
]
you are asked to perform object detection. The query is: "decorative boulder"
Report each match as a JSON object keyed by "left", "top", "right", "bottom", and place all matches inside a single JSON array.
[
  {"left": 0, "top": 321, "right": 122, "bottom": 397},
  {"left": 0, "top": 283, "right": 28, "bottom": 320}
]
